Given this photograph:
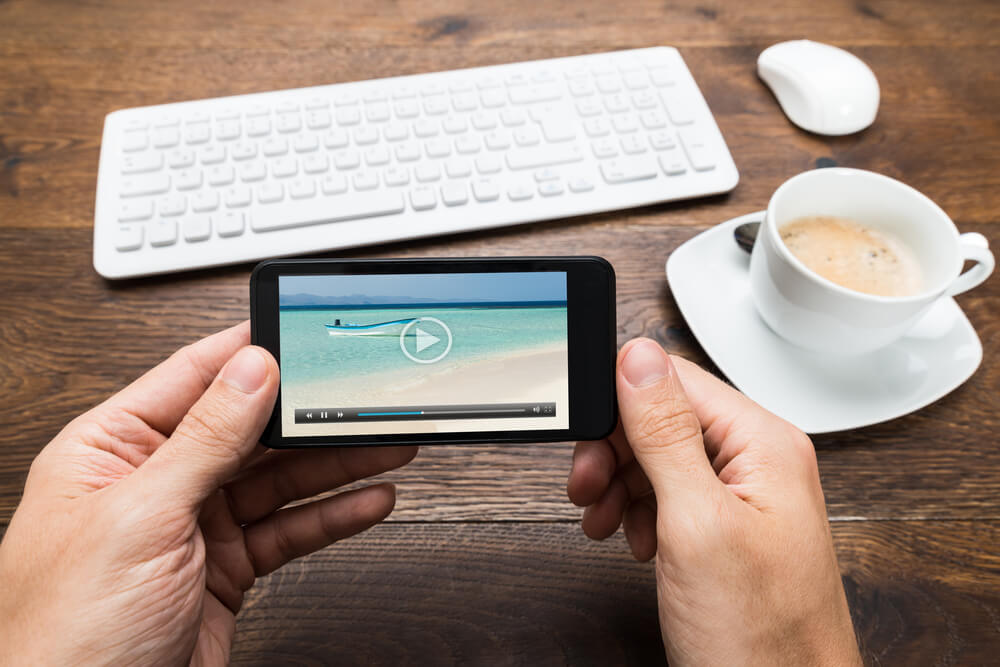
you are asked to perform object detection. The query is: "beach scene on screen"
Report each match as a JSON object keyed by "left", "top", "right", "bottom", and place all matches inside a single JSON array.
[{"left": 278, "top": 272, "right": 569, "bottom": 437}]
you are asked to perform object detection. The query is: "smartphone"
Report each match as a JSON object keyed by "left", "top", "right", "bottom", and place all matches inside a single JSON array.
[{"left": 250, "top": 257, "right": 616, "bottom": 447}]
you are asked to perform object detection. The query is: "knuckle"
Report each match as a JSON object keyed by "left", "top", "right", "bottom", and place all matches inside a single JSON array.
[
  {"left": 630, "top": 400, "right": 702, "bottom": 454},
  {"left": 173, "top": 402, "right": 245, "bottom": 456}
]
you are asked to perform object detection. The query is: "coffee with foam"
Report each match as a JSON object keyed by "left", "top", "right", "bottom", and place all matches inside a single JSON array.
[{"left": 779, "top": 216, "right": 923, "bottom": 297}]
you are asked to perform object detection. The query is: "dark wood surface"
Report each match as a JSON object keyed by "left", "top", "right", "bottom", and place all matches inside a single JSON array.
[{"left": 1, "top": 0, "right": 998, "bottom": 663}]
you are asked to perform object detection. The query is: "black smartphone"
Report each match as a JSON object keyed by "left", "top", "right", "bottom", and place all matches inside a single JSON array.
[{"left": 250, "top": 257, "right": 616, "bottom": 448}]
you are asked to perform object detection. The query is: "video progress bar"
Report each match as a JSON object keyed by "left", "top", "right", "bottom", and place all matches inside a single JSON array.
[{"left": 294, "top": 402, "right": 556, "bottom": 423}]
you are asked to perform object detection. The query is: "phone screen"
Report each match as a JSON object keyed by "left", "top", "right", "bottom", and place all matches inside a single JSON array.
[{"left": 277, "top": 271, "right": 569, "bottom": 437}]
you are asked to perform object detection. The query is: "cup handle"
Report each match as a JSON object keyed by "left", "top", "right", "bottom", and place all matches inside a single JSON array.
[{"left": 945, "top": 232, "right": 995, "bottom": 297}]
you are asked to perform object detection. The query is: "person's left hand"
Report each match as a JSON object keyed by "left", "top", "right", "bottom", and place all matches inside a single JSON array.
[{"left": 0, "top": 321, "right": 416, "bottom": 665}]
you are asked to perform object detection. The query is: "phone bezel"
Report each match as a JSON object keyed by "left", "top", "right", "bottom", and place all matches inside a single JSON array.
[{"left": 250, "top": 257, "right": 617, "bottom": 448}]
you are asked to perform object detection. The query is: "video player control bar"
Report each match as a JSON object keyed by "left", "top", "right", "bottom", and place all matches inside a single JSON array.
[{"left": 295, "top": 403, "right": 556, "bottom": 423}]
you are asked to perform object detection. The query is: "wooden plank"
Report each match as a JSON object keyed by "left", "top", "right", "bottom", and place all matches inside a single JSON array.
[{"left": 225, "top": 520, "right": 1000, "bottom": 665}]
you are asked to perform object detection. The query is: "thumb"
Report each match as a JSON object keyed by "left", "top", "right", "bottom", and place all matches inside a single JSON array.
[
  {"left": 135, "top": 345, "right": 279, "bottom": 510},
  {"left": 617, "top": 339, "right": 719, "bottom": 502}
]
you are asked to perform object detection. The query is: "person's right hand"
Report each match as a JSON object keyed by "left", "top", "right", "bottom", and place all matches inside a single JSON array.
[{"left": 567, "top": 338, "right": 860, "bottom": 666}]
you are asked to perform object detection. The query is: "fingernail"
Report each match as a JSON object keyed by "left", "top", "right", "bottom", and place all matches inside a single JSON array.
[
  {"left": 622, "top": 339, "right": 670, "bottom": 387},
  {"left": 221, "top": 347, "right": 269, "bottom": 393}
]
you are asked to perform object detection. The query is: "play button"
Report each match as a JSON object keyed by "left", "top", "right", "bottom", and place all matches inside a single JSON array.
[
  {"left": 415, "top": 327, "right": 440, "bottom": 354},
  {"left": 400, "top": 317, "right": 452, "bottom": 364}
]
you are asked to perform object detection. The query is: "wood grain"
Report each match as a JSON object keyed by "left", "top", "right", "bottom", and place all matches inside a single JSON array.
[
  {"left": 1, "top": 0, "right": 999, "bottom": 664},
  {"left": 225, "top": 521, "right": 1000, "bottom": 665}
]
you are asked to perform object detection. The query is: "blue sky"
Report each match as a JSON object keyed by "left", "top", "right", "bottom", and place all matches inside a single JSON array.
[{"left": 280, "top": 272, "right": 566, "bottom": 303}]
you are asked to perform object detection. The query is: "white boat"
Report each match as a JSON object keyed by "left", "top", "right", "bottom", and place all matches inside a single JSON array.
[{"left": 325, "top": 317, "right": 416, "bottom": 336}]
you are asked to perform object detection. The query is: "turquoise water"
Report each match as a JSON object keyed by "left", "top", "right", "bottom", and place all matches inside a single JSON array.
[{"left": 279, "top": 306, "right": 567, "bottom": 386}]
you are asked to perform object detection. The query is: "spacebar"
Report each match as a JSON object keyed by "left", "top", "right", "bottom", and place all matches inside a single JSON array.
[{"left": 250, "top": 192, "right": 406, "bottom": 232}]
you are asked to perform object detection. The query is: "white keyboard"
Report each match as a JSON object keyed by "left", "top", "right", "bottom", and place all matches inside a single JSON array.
[{"left": 94, "top": 47, "right": 738, "bottom": 278}]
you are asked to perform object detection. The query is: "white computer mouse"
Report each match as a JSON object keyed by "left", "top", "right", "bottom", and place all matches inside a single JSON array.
[{"left": 757, "top": 39, "right": 879, "bottom": 136}]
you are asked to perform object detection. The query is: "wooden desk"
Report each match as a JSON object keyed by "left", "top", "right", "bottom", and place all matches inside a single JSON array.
[{"left": 1, "top": 0, "right": 998, "bottom": 663}]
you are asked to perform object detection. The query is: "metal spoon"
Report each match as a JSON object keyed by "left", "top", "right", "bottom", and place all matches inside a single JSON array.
[{"left": 734, "top": 221, "right": 760, "bottom": 254}]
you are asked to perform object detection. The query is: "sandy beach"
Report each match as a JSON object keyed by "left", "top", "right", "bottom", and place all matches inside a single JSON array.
[{"left": 281, "top": 341, "right": 569, "bottom": 437}]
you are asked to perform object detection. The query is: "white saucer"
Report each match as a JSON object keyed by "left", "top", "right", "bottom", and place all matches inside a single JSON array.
[{"left": 665, "top": 212, "right": 983, "bottom": 434}]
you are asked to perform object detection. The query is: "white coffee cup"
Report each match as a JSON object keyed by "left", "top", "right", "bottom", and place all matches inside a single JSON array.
[{"left": 749, "top": 168, "right": 994, "bottom": 355}]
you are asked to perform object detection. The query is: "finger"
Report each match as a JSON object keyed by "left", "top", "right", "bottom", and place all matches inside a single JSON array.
[
  {"left": 567, "top": 440, "right": 616, "bottom": 507},
  {"left": 104, "top": 321, "right": 252, "bottom": 436},
  {"left": 669, "top": 356, "right": 811, "bottom": 474},
  {"left": 226, "top": 445, "right": 418, "bottom": 524},
  {"left": 623, "top": 495, "right": 657, "bottom": 562},
  {"left": 130, "top": 345, "right": 279, "bottom": 509},
  {"left": 244, "top": 483, "right": 396, "bottom": 576},
  {"left": 616, "top": 338, "right": 719, "bottom": 502},
  {"left": 581, "top": 477, "right": 628, "bottom": 540}
]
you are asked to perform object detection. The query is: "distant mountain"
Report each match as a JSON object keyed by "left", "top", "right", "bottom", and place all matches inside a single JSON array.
[{"left": 279, "top": 293, "right": 436, "bottom": 307}]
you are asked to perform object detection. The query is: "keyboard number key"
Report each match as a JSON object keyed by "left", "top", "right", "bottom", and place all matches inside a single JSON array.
[{"left": 114, "top": 224, "right": 144, "bottom": 251}]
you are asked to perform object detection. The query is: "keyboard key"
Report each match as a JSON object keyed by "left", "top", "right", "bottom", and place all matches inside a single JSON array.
[
  {"left": 393, "top": 100, "right": 419, "bottom": 119},
  {"left": 485, "top": 130, "right": 511, "bottom": 150},
  {"left": 121, "top": 152, "right": 164, "bottom": 174},
  {"left": 182, "top": 216, "right": 212, "bottom": 242},
  {"left": 149, "top": 219, "right": 178, "bottom": 247},
  {"left": 414, "top": 119, "right": 439, "bottom": 138},
  {"left": 423, "top": 96, "right": 449, "bottom": 115},
  {"left": 352, "top": 171, "right": 378, "bottom": 190},
  {"left": 568, "top": 79, "right": 595, "bottom": 97},
  {"left": 257, "top": 183, "right": 284, "bottom": 204},
  {"left": 293, "top": 134, "right": 319, "bottom": 153},
  {"left": 364, "top": 146, "right": 390, "bottom": 166},
  {"left": 231, "top": 142, "right": 257, "bottom": 161},
  {"left": 534, "top": 168, "right": 560, "bottom": 182},
  {"left": 604, "top": 94, "right": 630, "bottom": 113},
  {"left": 441, "top": 182, "right": 468, "bottom": 206},
  {"left": 592, "top": 138, "right": 619, "bottom": 158},
  {"left": 649, "top": 130, "right": 676, "bottom": 150},
  {"left": 320, "top": 173, "right": 348, "bottom": 195},
  {"left": 365, "top": 103, "right": 391, "bottom": 123},
  {"left": 272, "top": 157, "right": 299, "bottom": 178},
  {"left": 247, "top": 117, "right": 272, "bottom": 137},
  {"left": 455, "top": 135, "right": 481, "bottom": 154},
  {"left": 334, "top": 150, "right": 361, "bottom": 170},
  {"left": 323, "top": 128, "right": 349, "bottom": 148},
  {"left": 471, "top": 111, "right": 497, "bottom": 130},
  {"left": 394, "top": 143, "right": 420, "bottom": 162},
  {"left": 199, "top": 145, "right": 226, "bottom": 164},
  {"left": 276, "top": 113, "right": 301, "bottom": 133},
  {"left": 410, "top": 187, "right": 437, "bottom": 211},
  {"left": 425, "top": 139, "right": 451, "bottom": 158},
  {"left": 649, "top": 67, "right": 677, "bottom": 87},
  {"left": 583, "top": 117, "right": 611, "bottom": 137},
  {"left": 500, "top": 108, "right": 527, "bottom": 127},
  {"left": 415, "top": 163, "right": 441, "bottom": 183},
  {"left": 383, "top": 166, "right": 410, "bottom": 186},
  {"left": 641, "top": 110, "right": 668, "bottom": 129},
  {"left": 184, "top": 122, "right": 211, "bottom": 145},
  {"left": 121, "top": 130, "right": 148, "bottom": 152},
  {"left": 192, "top": 190, "right": 221, "bottom": 212},
  {"left": 442, "top": 116, "right": 467, "bottom": 134},
  {"left": 118, "top": 200, "right": 154, "bottom": 222},
  {"left": 509, "top": 85, "right": 562, "bottom": 105},
  {"left": 540, "top": 118, "right": 576, "bottom": 142},
  {"left": 114, "top": 224, "right": 144, "bottom": 251},
  {"left": 480, "top": 90, "right": 506, "bottom": 108},
  {"left": 632, "top": 91, "right": 659, "bottom": 110},
  {"left": 678, "top": 129, "right": 716, "bottom": 171},
  {"left": 662, "top": 95, "right": 694, "bottom": 125},
  {"left": 452, "top": 93, "right": 478, "bottom": 112},
  {"left": 600, "top": 156, "right": 658, "bottom": 183},
  {"left": 207, "top": 164, "right": 236, "bottom": 185},
  {"left": 290, "top": 178, "right": 318, "bottom": 198},
  {"left": 506, "top": 143, "right": 584, "bottom": 170},
  {"left": 305, "top": 111, "right": 332, "bottom": 130},
  {"left": 215, "top": 120, "right": 241, "bottom": 140},
  {"left": 239, "top": 161, "right": 268, "bottom": 182},
  {"left": 472, "top": 179, "right": 500, "bottom": 202},
  {"left": 166, "top": 148, "right": 196, "bottom": 169},
  {"left": 251, "top": 191, "right": 406, "bottom": 231},
  {"left": 576, "top": 99, "right": 603, "bottom": 116},
  {"left": 158, "top": 194, "right": 187, "bottom": 216},
  {"left": 612, "top": 114, "right": 639, "bottom": 134},
  {"left": 217, "top": 211, "right": 245, "bottom": 237},
  {"left": 620, "top": 135, "right": 647, "bottom": 154},
  {"left": 262, "top": 137, "right": 289, "bottom": 156},
  {"left": 224, "top": 185, "right": 252, "bottom": 207},
  {"left": 383, "top": 124, "right": 409, "bottom": 141},
  {"left": 354, "top": 126, "right": 379, "bottom": 145},
  {"left": 539, "top": 180, "right": 564, "bottom": 196},
  {"left": 445, "top": 158, "right": 471, "bottom": 178},
  {"left": 514, "top": 126, "right": 541, "bottom": 146},
  {"left": 120, "top": 173, "right": 170, "bottom": 197},
  {"left": 152, "top": 127, "right": 180, "bottom": 148},
  {"left": 336, "top": 107, "right": 361, "bottom": 125},
  {"left": 475, "top": 154, "right": 502, "bottom": 174},
  {"left": 595, "top": 75, "right": 621, "bottom": 94},
  {"left": 507, "top": 182, "right": 534, "bottom": 201},
  {"left": 568, "top": 177, "right": 595, "bottom": 192},
  {"left": 624, "top": 71, "right": 650, "bottom": 90},
  {"left": 659, "top": 150, "right": 688, "bottom": 175}
]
